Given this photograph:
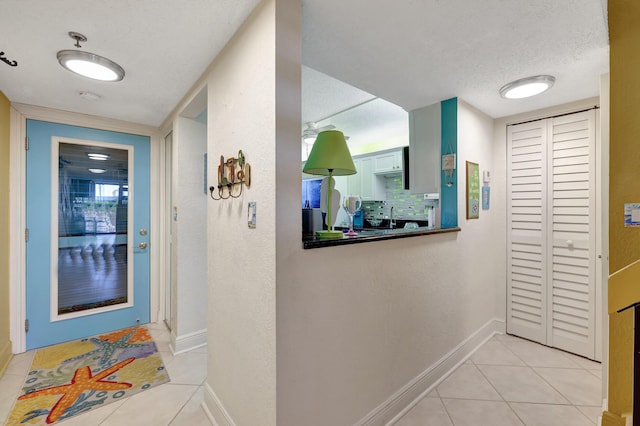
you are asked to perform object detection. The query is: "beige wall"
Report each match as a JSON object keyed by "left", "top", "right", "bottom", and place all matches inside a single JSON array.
[{"left": 0, "top": 91, "right": 12, "bottom": 376}]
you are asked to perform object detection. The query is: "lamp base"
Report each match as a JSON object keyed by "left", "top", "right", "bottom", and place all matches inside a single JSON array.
[{"left": 315, "top": 230, "right": 344, "bottom": 240}]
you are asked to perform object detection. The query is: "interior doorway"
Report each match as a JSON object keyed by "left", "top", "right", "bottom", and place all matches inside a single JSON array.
[{"left": 163, "top": 87, "right": 208, "bottom": 353}]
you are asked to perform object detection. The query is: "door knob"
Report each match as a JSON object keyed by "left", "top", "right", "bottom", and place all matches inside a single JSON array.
[{"left": 139, "top": 242, "right": 147, "bottom": 249}]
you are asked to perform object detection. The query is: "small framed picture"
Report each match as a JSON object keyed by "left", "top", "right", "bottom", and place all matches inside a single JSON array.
[
  {"left": 482, "top": 186, "right": 490, "bottom": 210},
  {"left": 442, "top": 153, "right": 456, "bottom": 171},
  {"left": 466, "top": 161, "right": 479, "bottom": 219}
]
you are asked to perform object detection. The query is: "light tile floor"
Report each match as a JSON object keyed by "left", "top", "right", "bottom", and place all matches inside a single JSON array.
[
  {"left": 0, "top": 322, "right": 210, "bottom": 426},
  {"left": 0, "top": 328, "right": 603, "bottom": 426},
  {"left": 395, "top": 333, "right": 603, "bottom": 426}
]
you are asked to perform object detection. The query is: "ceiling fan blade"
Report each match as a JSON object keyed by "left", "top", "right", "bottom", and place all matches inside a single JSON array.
[{"left": 317, "top": 124, "right": 336, "bottom": 132}]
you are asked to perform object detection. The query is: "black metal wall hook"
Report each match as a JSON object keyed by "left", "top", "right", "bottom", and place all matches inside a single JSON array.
[
  {"left": 209, "top": 183, "right": 244, "bottom": 200},
  {"left": 0, "top": 51, "right": 17, "bottom": 67}
]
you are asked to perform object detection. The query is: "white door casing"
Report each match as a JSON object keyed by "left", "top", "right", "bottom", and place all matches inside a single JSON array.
[{"left": 9, "top": 104, "right": 161, "bottom": 353}]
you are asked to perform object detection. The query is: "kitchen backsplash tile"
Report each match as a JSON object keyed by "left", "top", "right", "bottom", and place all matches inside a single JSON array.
[{"left": 384, "top": 175, "right": 438, "bottom": 220}]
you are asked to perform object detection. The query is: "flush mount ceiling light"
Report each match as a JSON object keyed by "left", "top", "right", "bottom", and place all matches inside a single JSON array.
[
  {"left": 87, "top": 153, "right": 110, "bottom": 160},
  {"left": 88, "top": 168, "right": 107, "bottom": 174},
  {"left": 499, "top": 75, "right": 555, "bottom": 99},
  {"left": 57, "top": 32, "right": 125, "bottom": 82}
]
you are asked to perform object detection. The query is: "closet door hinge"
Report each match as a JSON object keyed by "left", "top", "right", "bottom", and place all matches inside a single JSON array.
[
  {"left": 25, "top": 228, "right": 29, "bottom": 242},
  {"left": 25, "top": 137, "right": 29, "bottom": 151},
  {"left": 25, "top": 319, "right": 29, "bottom": 333}
]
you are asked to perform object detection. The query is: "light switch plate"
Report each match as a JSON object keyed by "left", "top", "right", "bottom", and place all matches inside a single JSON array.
[{"left": 248, "top": 201, "right": 256, "bottom": 228}]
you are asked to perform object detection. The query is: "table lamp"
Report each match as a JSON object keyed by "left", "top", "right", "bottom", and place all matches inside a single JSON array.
[{"left": 303, "top": 130, "right": 357, "bottom": 239}]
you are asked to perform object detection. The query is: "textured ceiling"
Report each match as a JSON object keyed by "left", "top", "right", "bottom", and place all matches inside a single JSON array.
[
  {"left": 302, "top": 0, "right": 609, "bottom": 120},
  {"left": 0, "top": 0, "right": 260, "bottom": 127},
  {"left": 0, "top": 0, "right": 609, "bottom": 130}
]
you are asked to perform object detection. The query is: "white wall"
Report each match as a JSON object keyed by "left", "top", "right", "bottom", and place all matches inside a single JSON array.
[
  {"left": 164, "top": 1, "right": 512, "bottom": 423},
  {"left": 277, "top": 99, "right": 506, "bottom": 425},
  {"left": 459, "top": 99, "right": 507, "bottom": 321},
  {"left": 171, "top": 115, "right": 207, "bottom": 351},
  {"left": 203, "top": 0, "right": 285, "bottom": 424}
]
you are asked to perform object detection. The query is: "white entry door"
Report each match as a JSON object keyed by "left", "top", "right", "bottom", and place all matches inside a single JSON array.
[{"left": 507, "top": 109, "right": 598, "bottom": 360}]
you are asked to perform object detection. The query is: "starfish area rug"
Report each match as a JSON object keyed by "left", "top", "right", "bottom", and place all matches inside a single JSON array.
[{"left": 6, "top": 325, "right": 170, "bottom": 425}]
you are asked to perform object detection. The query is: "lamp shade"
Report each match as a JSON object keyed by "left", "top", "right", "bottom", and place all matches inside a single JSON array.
[{"left": 303, "top": 130, "right": 357, "bottom": 176}]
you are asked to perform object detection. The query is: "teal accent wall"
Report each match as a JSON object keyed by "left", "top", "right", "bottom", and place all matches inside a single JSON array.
[{"left": 440, "top": 98, "right": 457, "bottom": 228}]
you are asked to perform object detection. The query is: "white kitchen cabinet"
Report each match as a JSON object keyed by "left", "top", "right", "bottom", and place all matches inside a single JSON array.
[
  {"left": 346, "top": 158, "right": 369, "bottom": 199},
  {"left": 409, "top": 102, "right": 441, "bottom": 194},
  {"left": 373, "top": 150, "right": 402, "bottom": 174},
  {"left": 361, "top": 158, "right": 374, "bottom": 199},
  {"left": 347, "top": 158, "right": 361, "bottom": 197},
  {"left": 347, "top": 157, "right": 384, "bottom": 201}
]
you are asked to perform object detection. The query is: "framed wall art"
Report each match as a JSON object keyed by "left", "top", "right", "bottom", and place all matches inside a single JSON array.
[
  {"left": 466, "top": 161, "right": 480, "bottom": 219},
  {"left": 482, "top": 185, "right": 490, "bottom": 210}
]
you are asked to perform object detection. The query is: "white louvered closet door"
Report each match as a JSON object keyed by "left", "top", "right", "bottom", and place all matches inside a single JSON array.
[
  {"left": 507, "top": 109, "right": 597, "bottom": 360},
  {"left": 507, "top": 120, "right": 548, "bottom": 345},
  {"left": 547, "top": 110, "right": 596, "bottom": 358}
]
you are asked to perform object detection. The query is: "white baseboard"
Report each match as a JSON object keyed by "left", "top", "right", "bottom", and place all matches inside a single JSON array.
[
  {"left": 355, "top": 318, "right": 506, "bottom": 426},
  {"left": 598, "top": 398, "right": 607, "bottom": 426},
  {"left": 202, "top": 382, "right": 236, "bottom": 426},
  {"left": 170, "top": 328, "right": 207, "bottom": 354}
]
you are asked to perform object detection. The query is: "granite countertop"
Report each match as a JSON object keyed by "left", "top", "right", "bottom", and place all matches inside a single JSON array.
[{"left": 302, "top": 226, "right": 460, "bottom": 249}]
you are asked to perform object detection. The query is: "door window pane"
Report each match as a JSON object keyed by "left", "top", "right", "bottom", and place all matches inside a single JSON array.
[{"left": 57, "top": 143, "right": 129, "bottom": 314}]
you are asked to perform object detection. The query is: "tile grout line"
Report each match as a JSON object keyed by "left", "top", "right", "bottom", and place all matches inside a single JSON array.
[
  {"left": 528, "top": 365, "right": 602, "bottom": 424},
  {"left": 166, "top": 384, "right": 204, "bottom": 425},
  {"left": 474, "top": 337, "right": 598, "bottom": 424},
  {"left": 399, "top": 334, "right": 602, "bottom": 425},
  {"left": 472, "top": 351, "right": 529, "bottom": 425},
  {"left": 437, "top": 396, "right": 458, "bottom": 426},
  {"left": 441, "top": 338, "right": 524, "bottom": 425}
]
